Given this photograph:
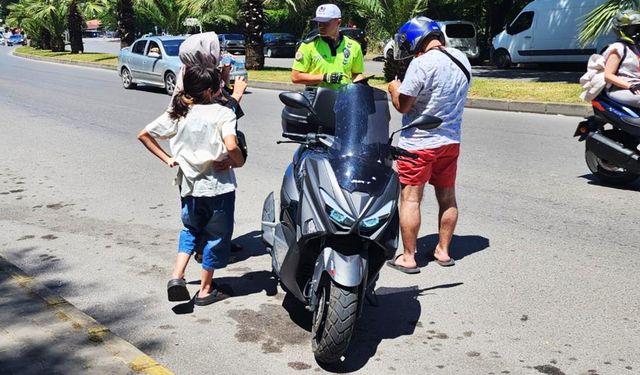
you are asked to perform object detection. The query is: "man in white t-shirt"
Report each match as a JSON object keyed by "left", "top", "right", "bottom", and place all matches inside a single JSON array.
[{"left": 387, "top": 17, "right": 471, "bottom": 274}]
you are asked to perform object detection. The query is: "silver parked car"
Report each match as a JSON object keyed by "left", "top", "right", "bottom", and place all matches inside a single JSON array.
[
  {"left": 118, "top": 36, "right": 249, "bottom": 95},
  {"left": 384, "top": 20, "right": 480, "bottom": 63}
]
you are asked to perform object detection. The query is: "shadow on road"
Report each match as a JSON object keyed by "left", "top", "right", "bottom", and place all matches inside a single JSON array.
[
  {"left": 174, "top": 270, "right": 278, "bottom": 315},
  {"left": 579, "top": 174, "right": 640, "bottom": 191},
  {"left": 0, "top": 255, "right": 163, "bottom": 374},
  {"left": 312, "top": 283, "right": 463, "bottom": 373},
  {"left": 472, "top": 65, "right": 583, "bottom": 83},
  {"left": 229, "top": 230, "right": 268, "bottom": 264},
  {"left": 415, "top": 234, "right": 490, "bottom": 267}
]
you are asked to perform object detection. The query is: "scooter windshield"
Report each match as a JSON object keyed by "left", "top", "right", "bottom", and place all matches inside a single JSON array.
[{"left": 328, "top": 84, "right": 392, "bottom": 196}]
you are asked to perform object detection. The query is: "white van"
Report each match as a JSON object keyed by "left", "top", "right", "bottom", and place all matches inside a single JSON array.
[{"left": 491, "top": 0, "right": 616, "bottom": 68}]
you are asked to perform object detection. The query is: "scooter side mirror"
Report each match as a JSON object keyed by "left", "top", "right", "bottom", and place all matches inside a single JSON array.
[
  {"left": 403, "top": 114, "right": 443, "bottom": 131},
  {"left": 279, "top": 92, "right": 316, "bottom": 115},
  {"left": 389, "top": 114, "right": 443, "bottom": 143}
]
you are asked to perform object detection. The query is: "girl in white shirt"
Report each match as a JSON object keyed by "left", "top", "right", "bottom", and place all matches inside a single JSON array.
[{"left": 137, "top": 65, "right": 244, "bottom": 306}]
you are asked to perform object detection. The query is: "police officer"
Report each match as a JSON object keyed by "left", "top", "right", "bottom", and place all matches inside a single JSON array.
[{"left": 291, "top": 4, "right": 365, "bottom": 89}]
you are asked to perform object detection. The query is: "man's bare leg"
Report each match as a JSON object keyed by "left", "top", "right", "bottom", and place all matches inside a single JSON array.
[
  {"left": 397, "top": 184, "right": 425, "bottom": 268},
  {"left": 434, "top": 186, "right": 458, "bottom": 262}
]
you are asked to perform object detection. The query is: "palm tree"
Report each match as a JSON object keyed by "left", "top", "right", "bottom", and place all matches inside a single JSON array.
[
  {"left": 349, "top": 0, "right": 429, "bottom": 81},
  {"left": 243, "top": 0, "right": 265, "bottom": 69},
  {"left": 242, "top": 0, "right": 310, "bottom": 70},
  {"left": 182, "top": 0, "right": 239, "bottom": 27},
  {"left": 579, "top": 0, "right": 639, "bottom": 45},
  {"left": 137, "top": 0, "right": 189, "bottom": 35},
  {"left": 116, "top": 0, "right": 134, "bottom": 48},
  {"left": 68, "top": 0, "right": 83, "bottom": 53},
  {"left": 8, "top": 0, "right": 68, "bottom": 51},
  {"left": 66, "top": 0, "right": 104, "bottom": 53}
]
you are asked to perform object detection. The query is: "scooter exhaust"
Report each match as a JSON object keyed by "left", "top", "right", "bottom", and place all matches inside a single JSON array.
[{"left": 585, "top": 132, "right": 640, "bottom": 173}]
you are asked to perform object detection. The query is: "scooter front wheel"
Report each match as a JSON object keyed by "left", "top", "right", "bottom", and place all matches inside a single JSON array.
[{"left": 312, "top": 280, "right": 358, "bottom": 363}]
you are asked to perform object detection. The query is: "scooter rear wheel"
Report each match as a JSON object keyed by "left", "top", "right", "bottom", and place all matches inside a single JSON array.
[
  {"left": 312, "top": 280, "right": 358, "bottom": 363},
  {"left": 585, "top": 130, "right": 640, "bottom": 185}
]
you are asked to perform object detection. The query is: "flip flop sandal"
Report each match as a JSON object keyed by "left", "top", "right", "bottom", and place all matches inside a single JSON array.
[
  {"left": 167, "top": 278, "right": 190, "bottom": 302},
  {"left": 386, "top": 255, "right": 420, "bottom": 274},
  {"left": 194, "top": 288, "right": 231, "bottom": 306},
  {"left": 433, "top": 255, "right": 455, "bottom": 267}
]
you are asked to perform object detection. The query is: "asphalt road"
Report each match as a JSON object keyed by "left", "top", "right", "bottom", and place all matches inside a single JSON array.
[
  {"left": 1, "top": 47, "right": 639, "bottom": 375},
  {"left": 78, "top": 38, "right": 583, "bottom": 83}
]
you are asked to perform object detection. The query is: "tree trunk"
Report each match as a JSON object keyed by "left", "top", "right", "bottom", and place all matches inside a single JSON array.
[
  {"left": 243, "top": 0, "right": 265, "bottom": 70},
  {"left": 68, "top": 0, "right": 84, "bottom": 54},
  {"left": 39, "top": 28, "right": 52, "bottom": 50},
  {"left": 51, "top": 34, "right": 66, "bottom": 52},
  {"left": 117, "top": 0, "right": 135, "bottom": 49}
]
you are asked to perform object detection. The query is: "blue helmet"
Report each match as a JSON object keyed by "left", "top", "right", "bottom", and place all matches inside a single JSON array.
[{"left": 394, "top": 17, "right": 444, "bottom": 60}]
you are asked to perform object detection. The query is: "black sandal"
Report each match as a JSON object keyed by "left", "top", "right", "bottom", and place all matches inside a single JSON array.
[
  {"left": 194, "top": 288, "right": 231, "bottom": 306},
  {"left": 167, "top": 278, "right": 190, "bottom": 302}
]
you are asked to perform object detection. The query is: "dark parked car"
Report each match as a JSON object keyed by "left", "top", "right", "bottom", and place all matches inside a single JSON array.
[
  {"left": 263, "top": 33, "right": 297, "bottom": 58},
  {"left": 7, "top": 34, "right": 26, "bottom": 46},
  {"left": 298, "top": 27, "right": 367, "bottom": 55},
  {"left": 218, "top": 34, "right": 245, "bottom": 55}
]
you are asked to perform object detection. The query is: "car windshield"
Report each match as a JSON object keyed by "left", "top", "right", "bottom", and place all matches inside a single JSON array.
[
  {"left": 226, "top": 34, "right": 244, "bottom": 41},
  {"left": 9, "top": 35, "right": 22, "bottom": 40},
  {"left": 161, "top": 39, "right": 184, "bottom": 56},
  {"left": 328, "top": 84, "right": 392, "bottom": 196}
]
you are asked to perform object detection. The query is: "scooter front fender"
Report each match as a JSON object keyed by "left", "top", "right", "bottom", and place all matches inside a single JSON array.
[{"left": 310, "top": 247, "right": 367, "bottom": 292}]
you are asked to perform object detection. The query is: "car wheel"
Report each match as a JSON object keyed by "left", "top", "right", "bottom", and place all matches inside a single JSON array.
[
  {"left": 121, "top": 67, "right": 136, "bottom": 89},
  {"left": 494, "top": 49, "right": 511, "bottom": 69},
  {"left": 164, "top": 71, "right": 176, "bottom": 96}
]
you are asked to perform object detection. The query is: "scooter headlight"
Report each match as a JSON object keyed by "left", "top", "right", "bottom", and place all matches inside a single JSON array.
[
  {"left": 360, "top": 217, "right": 380, "bottom": 228},
  {"left": 320, "top": 189, "right": 355, "bottom": 227},
  {"left": 359, "top": 201, "right": 393, "bottom": 230}
]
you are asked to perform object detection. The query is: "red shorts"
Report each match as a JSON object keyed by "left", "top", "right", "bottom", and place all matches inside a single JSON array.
[{"left": 397, "top": 144, "right": 460, "bottom": 187}]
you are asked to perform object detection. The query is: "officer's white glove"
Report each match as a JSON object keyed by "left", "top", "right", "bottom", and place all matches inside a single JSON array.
[{"left": 323, "top": 72, "right": 345, "bottom": 84}]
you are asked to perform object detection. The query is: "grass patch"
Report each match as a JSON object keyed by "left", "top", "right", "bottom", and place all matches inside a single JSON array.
[
  {"left": 15, "top": 47, "right": 584, "bottom": 104},
  {"left": 248, "top": 69, "right": 584, "bottom": 104},
  {"left": 15, "top": 46, "right": 118, "bottom": 66},
  {"left": 469, "top": 78, "right": 584, "bottom": 104},
  {"left": 248, "top": 68, "right": 398, "bottom": 89}
]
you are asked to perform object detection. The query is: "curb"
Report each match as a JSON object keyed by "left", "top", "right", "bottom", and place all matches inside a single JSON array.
[
  {"left": 13, "top": 51, "right": 117, "bottom": 71},
  {"left": 13, "top": 51, "right": 590, "bottom": 118},
  {"left": 0, "top": 255, "right": 174, "bottom": 375}
]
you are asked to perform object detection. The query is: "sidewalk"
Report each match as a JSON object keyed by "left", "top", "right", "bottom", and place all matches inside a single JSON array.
[
  {"left": 0, "top": 255, "right": 174, "bottom": 375},
  {"left": 11, "top": 50, "right": 591, "bottom": 118}
]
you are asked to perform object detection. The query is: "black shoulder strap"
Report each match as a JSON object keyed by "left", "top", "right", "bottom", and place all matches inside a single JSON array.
[{"left": 435, "top": 47, "right": 471, "bottom": 83}]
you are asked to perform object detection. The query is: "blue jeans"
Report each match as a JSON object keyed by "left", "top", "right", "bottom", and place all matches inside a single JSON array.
[{"left": 178, "top": 192, "right": 235, "bottom": 271}]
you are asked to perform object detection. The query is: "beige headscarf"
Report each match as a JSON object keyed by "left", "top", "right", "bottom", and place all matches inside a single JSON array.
[
  {"left": 171, "top": 32, "right": 221, "bottom": 106},
  {"left": 179, "top": 31, "right": 220, "bottom": 68}
]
